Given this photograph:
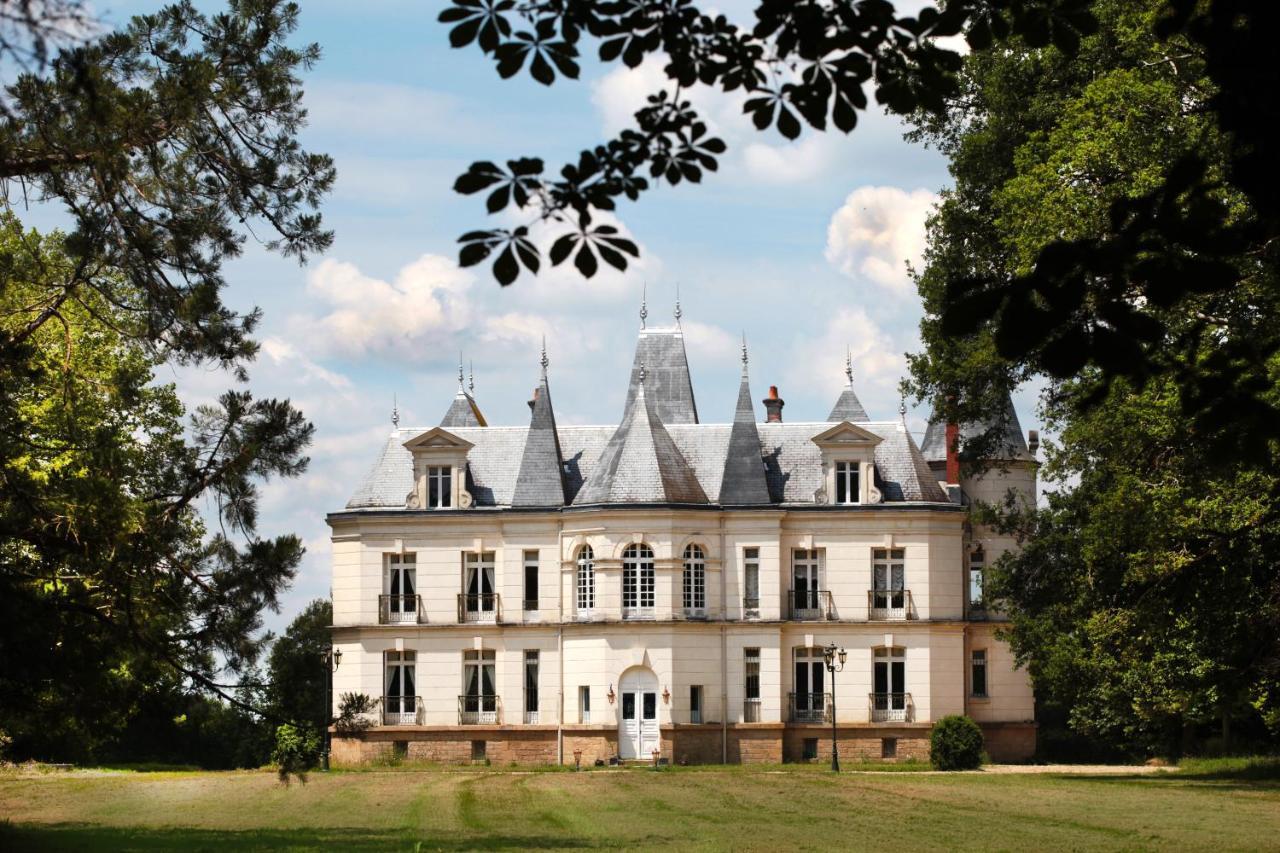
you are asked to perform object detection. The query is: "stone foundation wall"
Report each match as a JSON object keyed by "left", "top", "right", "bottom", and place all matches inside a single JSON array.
[
  {"left": 332, "top": 720, "right": 1035, "bottom": 767},
  {"left": 782, "top": 725, "right": 932, "bottom": 763},
  {"left": 980, "top": 722, "right": 1037, "bottom": 763}
]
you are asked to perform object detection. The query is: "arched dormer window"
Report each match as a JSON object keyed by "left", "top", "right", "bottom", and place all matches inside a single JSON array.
[
  {"left": 576, "top": 545, "right": 595, "bottom": 615},
  {"left": 682, "top": 544, "right": 706, "bottom": 617},
  {"left": 622, "top": 543, "right": 655, "bottom": 619}
]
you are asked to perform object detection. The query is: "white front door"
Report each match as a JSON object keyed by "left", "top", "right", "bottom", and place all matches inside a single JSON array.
[{"left": 618, "top": 667, "right": 661, "bottom": 759}]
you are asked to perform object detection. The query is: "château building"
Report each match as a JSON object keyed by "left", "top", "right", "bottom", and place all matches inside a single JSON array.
[{"left": 327, "top": 307, "right": 1037, "bottom": 765}]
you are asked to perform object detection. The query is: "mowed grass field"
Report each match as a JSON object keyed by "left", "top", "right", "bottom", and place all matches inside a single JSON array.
[{"left": 2, "top": 759, "right": 1278, "bottom": 851}]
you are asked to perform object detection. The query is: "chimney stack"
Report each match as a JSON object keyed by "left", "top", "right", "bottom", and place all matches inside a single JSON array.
[
  {"left": 763, "top": 386, "right": 785, "bottom": 422},
  {"left": 945, "top": 421, "right": 961, "bottom": 484},
  {"left": 527, "top": 387, "right": 540, "bottom": 411}
]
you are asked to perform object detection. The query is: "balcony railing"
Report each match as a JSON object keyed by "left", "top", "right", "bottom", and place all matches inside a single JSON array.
[
  {"left": 788, "top": 589, "right": 834, "bottom": 621},
  {"left": 458, "top": 593, "right": 502, "bottom": 623},
  {"left": 382, "top": 694, "right": 422, "bottom": 726},
  {"left": 458, "top": 694, "right": 501, "bottom": 725},
  {"left": 523, "top": 710, "right": 540, "bottom": 724},
  {"left": 868, "top": 589, "right": 914, "bottom": 621},
  {"left": 788, "top": 691, "right": 832, "bottom": 723},
  {"left": 679, "top": 605, "right": 708, "bottom": 620},
  {"left": 379, "top": 594, "right": 423, "bottom": 624},
  {"left": 622, "top": 605, "right": 656, "bottom": 621},
  {"left": 869, "top": 692, "right": 913, "bottom": 723},
  {"left": 742, "top": 597, "right": 760, "bottom": 617},
  {"left": 967, "top": 602, "right": 989, "bottom": 621},
  {"left": 743, "top": 697, "right": 762, "bottom": 722}
]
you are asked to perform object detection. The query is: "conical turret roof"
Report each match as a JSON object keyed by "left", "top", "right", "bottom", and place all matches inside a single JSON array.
[
  {"left": 573, "top": 365, "right": 708, "bottom": 505},
  {"left": 511, "top": 351, "right": 566, "bottom": 506},
  {"left": 719, "top": 344, "right": 771, "bottom": 504},
  {"left": 827, "top": 350, "right": 870, "bottom": 421},
  {"left": 921, "top": 390, "right": 1031, "bottom": 463}
]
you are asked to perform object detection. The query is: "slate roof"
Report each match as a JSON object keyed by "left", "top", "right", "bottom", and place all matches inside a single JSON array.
[
  {"left": 718, "top": 367, "right": 771, "bottom": 504},
  {"left": 572, "top": 371, "right": 708, "bottom": 505},
  {"left": 440, "top": 390, "right": 487, "bottom": 428},
  {"left": 510, "top": 372, "right": 567, "bottom": 506},
  {"left": 344, "top": 418, "right": 947, "bottom": 510},
  {"left": 920, "top": 391, "right": 1032, "bottom": 464},
  {"left": 622, "top": 327, "right": 699, "bottom": 425},
  {"left": 828, "top": 385, "right": 870, "bottom": 422}
]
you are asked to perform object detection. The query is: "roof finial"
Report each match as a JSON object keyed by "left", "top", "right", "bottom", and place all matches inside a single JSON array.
[
  {"left": 392, "top": 394, "right": 400, "bottom": 428},
  {"left": 638, "top": 360, "right": 647, "bottom": 385},
  {"left": 899, "top": 393, "right": 907, "bottom": 421},
  {"left": 540, "top": 335, "right": 549, "bottom": 376},
  {"left": 468, "top": 360, "right": 475, "bottom": 394},
  {"left": 740, "top": 332, "right": 749, "bottom": 376},
  {"left": 674, "top": 282, "right": 682, "bottom": 326},
  {"left": 640, "top": 282, "right": 648, "bottom": 329},
  {"left": 457, "top": 354, "right": 465, "bottom": 393},
  {"left": 845, "top": 347, "right": 854, "bottom": 387}
]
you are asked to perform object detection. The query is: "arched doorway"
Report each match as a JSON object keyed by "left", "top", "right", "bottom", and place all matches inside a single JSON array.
[{"left": 618, "top": 666, "right": 660, "bottom": 759}]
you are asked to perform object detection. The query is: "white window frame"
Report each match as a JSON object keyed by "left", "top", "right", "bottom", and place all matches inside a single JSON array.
[
  {"left": 690, "top": 685, "right": 704, "bottom": 724},
  {"left": 835, "top": 460, "right": 860, "bottom": 504},
  {"left": 682, "top": 544, "right": 706, "bottom": 617},
  {"left": 579, "top": 685, "right": 591, "bottom": 724},
  {"left": 522, "top": 550, "right": 539, "bottom": 612},
  {"left": 871, "top": 547, "right": 907, "bottom": 619},
  {"left": 462, "top": 649, "right": 497, "bottom": 724},
  {"left": 622, "top": 543, "right": 655, "bottom": 619},
  {"left": 872, "top": 646, "right": 908, "bottom": 722},
  {"left": 969, "top": 546, "right": 986, "bottom": 610},
  {"left": 576, "top": 545, "right": 595, "bottom": 616},
  {"left": 524, "top": 649, "right": 540, "bottom": 724},
  {"left": 743, "top": 547, "right": 760, "bottom": 617},
  {"left": 791, "top": 549, "right": 825, "bottom": 619},
  {"left": 426, "top": 465, "right": 452, "bottom": 508},
  {"left": 384, "top": 650, "right": 417, "bottom": 725},
  {"left": 744, "top": 648, "right": 761, "bottom": 722},
  {"left": 384, "top": 553, "right": 418, "bottom": 624},
  {"left": 463, "top": 551, "right": 497, "bottom": 622}
]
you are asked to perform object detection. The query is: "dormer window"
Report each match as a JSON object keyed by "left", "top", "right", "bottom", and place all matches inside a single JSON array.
[
  {"left": 427, "top": 466, "right": 452, "bottom": 508},
  {"left": 835, "top": 461, "right": 860, "bottom": 504}
]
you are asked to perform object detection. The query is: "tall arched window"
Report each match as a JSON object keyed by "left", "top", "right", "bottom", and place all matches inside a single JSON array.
[
  {"left": 622, "top": 543, "right": 655, "bottom": 618},
  {"left": 576, "top": 545, "right": 595, "bottom": 613},
  {"left": 682, "top": 544, "right": 706, "bottom": 616}
]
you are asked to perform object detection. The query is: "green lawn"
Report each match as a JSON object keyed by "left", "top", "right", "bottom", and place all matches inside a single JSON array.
[{"left": 2, "top": 759, "right": 1278, "bottom": 851}]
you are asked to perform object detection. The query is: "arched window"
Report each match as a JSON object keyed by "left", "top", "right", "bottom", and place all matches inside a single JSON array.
[
  {"left": 682, "top": 544, "right": 706, "bottom": 615},
  {"left": 622, "top": 543, "right": 655, "bottom": 617},
  {"left": 576, "top": 545, "right": 595, "bottom": 613}
]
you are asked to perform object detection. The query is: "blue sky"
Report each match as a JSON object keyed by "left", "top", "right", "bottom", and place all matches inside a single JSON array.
[{"left": 80, "top": 1, "right": 1038, "bottom": 632}]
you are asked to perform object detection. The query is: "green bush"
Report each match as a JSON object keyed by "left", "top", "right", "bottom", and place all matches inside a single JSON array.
[
  {"left": 271, "top": 724, "right": 319, "bottom": 784},
  {"left": 930, "top": 715, "right": 984, "bottom": 770}
]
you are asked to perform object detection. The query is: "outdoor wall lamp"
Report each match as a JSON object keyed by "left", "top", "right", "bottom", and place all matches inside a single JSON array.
[
  {"left": 607, "top": 683, "right": 615, "bottom": 704},
  {"left": 662, "top": 686, "right": 670, "bottom": 703}
]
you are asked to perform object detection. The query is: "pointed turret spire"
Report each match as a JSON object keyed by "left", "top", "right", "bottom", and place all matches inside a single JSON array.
[
  {"left": 640, "top": 282, "right": 648, "bottom": 329},
  {"left": 469, "top": 360, "right": 475, "bottom": 394},
  {"left": 719, "top": 337, "right": 772, "bottom": 505},
  {"left": 391, "top": 394, "right": 400, "bottom": 428},
  {"left": 920, "top": 389, "right": 1032, "bottom": 466},
  {"left": 827, "top": 347, "right": 870, "bottom": 422},
  {"left": 440, "top": 353, "right": 488, "bottom": 428},
  {"left": 674, "top": 283, "right": 682, "bottom": 326},
  {"left": 623, "top": 321, "right": 699, "bottom": 424},
  {"left": 511, "top": 343, "right": 566, "bottom": 506},
  {"left": 574, "top": 356, "right": 707, "bottom": 505}
]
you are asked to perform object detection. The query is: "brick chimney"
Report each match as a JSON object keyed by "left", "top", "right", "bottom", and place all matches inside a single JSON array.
[
  {"left": 527, "top": 387, "right": 539, "bottom": 411},
  {"left": 762, "top": 385, "right": 785, "bottom": 423},
  {"left": 945, "top": 421, "right": 960, "bottom": 484}
]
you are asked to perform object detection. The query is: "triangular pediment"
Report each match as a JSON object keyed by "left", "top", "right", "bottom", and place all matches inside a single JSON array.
[
  {"left": 403, "top": 427, "right": 474, "bottom": 452},
  {"left": 810, "top": 421, "right": 883, "bottom": 448}
]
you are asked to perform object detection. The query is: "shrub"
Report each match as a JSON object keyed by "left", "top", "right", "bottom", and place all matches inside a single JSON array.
[
  {"left": 930, "top": 715, "right": 984, "bottom": 770},
  {"left": 272, "top": 724, "right": 320, "bottom": 784},
  {"left": 334, "top": 693, "right": 377, "bottom": 735}
]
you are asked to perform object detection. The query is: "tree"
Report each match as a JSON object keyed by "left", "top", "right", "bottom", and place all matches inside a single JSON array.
[
  {"left": 265, "top": 599, "right": 332, "bottom": 734},
  {"left": 904, "top": 0, "right": 1280, "bottom": 755},
  {"left": 439, "top": 0, "right": 1279, "bottom": 446}
]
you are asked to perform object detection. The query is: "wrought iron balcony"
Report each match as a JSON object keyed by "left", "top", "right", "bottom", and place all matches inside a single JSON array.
[
  {"left": 381, "top": 694, "right": 422, "bottom": 726},
  {"left": 378, "top": 594, "right": 423, "bottom": 624},
  {"left": 742, "top": 596, "right": 760, "bottom": 617},
  {"left": 788, "top": 691, "right": 832, "bottom": 723},
  {"left": 743, "top": 697, "right": 762, "bottom": 722},
  {"left": 869, "top": 692, "right": 913, "bottom": 723},
  {"left": 458, "top": 694, "right": 501, "bottom": 725},
  {"left": 522, "top": 598, "right": 539, "bottom": 612},
  {"left": 788, "top": 589, "right": 834, "bottom": 621},
  {"left": 867, "top": 589, "right": 914, "bottom": 621},
  {"left": 457, "top": 593, "right": 502, "bottom": 623}
]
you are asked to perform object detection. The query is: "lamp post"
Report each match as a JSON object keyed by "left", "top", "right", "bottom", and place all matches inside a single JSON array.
[
  {"left": 320, "top": 647, "right": 342, "bottom": 771},
  {"left": 823, "top": 643, "right": 847, "bottom": 772}
]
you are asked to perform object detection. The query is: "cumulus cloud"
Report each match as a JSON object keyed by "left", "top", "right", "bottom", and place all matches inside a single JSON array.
[
  {"left": 825, "top": 186, "right": 938, "bottom": 297},
  {"left": 785, "top": 306, "right": 909, "bottom": 419}
]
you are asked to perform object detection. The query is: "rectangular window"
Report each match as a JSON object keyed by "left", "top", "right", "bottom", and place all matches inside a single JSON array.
[
  {"left": 882, "top": 738, "right": 897, "bottom": 759},
  {"left": 471, "top": 740, "right": 486, "bottom": 760},
  {"left": 524, "top": 650, "right": 539, "bottom": 722},
  {"left": 872, "top": 647, "right": 907, "bottom": 722},
  {"left": 791, "top": 549, "right": 824, "bottom": 618},
  {"left": 835, "top": 461, "right": 860, "bottom": 504},
  {"left": 463, "top": 552, "right": 496, "bottom": 620},
  {"left": 971, "top": 649, "right": 988, "bottom": 697},
  {"left": 579, "top": 686, "right": 591, "bottom": 724},
  {"left": 803, "top": 738, "right": 819, "bottom": 761},
  {"left": 384, "top": 650, "right": 417, "bottom": 725},
  {"left": 426, "top": 466, "right": 452, "bottom": 508},
  {"left": 690, "top": 685, "right": 703, "bottom": 724},
  {"left": 969, "top": 547, "right": 986, "bottom": 610},
  {"left": 384, "top": 553, "right": 417, "bottom": 623},
  {"left": 743, "top": 547, "right": 760, "bottom": 615},
  {"left": 744, "top": 648, "right": 761, "bottom": 722},
  {"left": 871, "top": 548, "right": 907, "bottom": 616},
  {"left": 462, "top": 649, "right": 497, "bottom": 723},
  {"left": 523, "top": 550, "right": 539, "bottom": 611}
]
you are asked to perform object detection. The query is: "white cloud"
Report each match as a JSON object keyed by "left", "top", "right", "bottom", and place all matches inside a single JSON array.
[
  {"left": 682, "top": 320, "right": 739, "bottom": 363},
  {"left": 306, "top": 81, "right": 483, "bottom": 144},
  {"left": 825, "top": 186, "right": 938, "bottom": 297},
  {"left": 292, "top": 254, "right": 475, "bottom": 360},
  {"left": 785, "top": 306, "right": 908, "bottom": 418}
]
